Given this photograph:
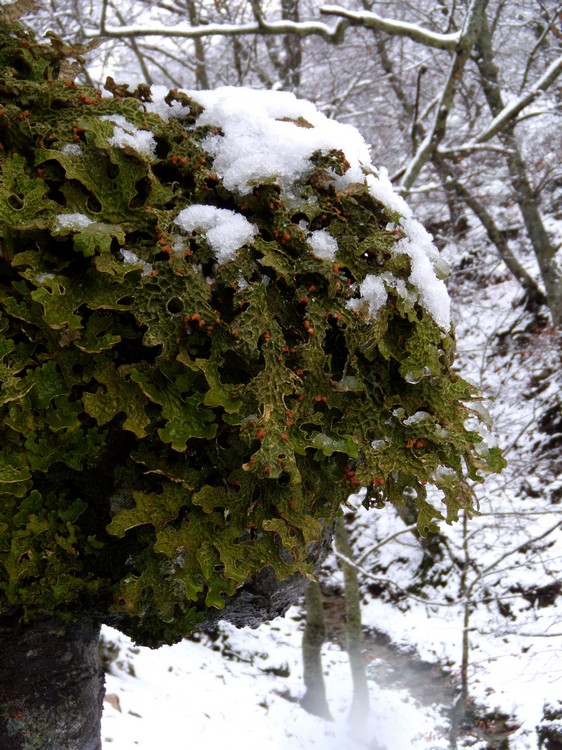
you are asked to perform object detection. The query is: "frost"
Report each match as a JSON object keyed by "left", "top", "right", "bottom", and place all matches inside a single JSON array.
[
  {"left": 346, "top": 274, "right": 387, "bottom": 319},
  {"left": 56, "top": 213, "right": 93, "bottom": 230},
  {"left": 100, "top": 114, "right": 157, "bottom": 158},
  {"left": 174, "top": 204, "right": 257, "bottom": 265},
  {"left": 307, "top": 229, "right": 338, "bottom": 261}
]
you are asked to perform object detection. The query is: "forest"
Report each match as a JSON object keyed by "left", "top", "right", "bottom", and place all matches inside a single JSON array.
[{"left": 1, "top": 0, "right": 561, "bottom": 748}]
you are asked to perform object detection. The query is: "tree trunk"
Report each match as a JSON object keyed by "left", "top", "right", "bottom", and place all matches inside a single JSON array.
[
  {"left": 335, "top": 517, "right": 369, "bottom": 728},
  {"left": 0, "top": 616, "right": 104, "bottom": 750},
  {"left": 475, "top": 15, "right": 562, "bottom": 325},
  {"left": 301, "top": 581, "right": 332, "bottom": 720}
]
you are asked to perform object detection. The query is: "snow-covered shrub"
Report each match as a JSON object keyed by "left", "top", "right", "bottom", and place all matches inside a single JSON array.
[{"left": 0, "top": 24, "right": 503, "bottom": 645}]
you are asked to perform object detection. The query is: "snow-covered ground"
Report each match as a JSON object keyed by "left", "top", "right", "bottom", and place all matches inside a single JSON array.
[{"left": 101, "top": 615, "right": 454, "bottom": 750}]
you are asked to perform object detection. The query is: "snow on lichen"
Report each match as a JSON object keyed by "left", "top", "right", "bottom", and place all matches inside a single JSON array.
[
  {"left": 61, "top": 143, "right": 82, "bottom": 157},
  {"left": 174, "top": 204, "right": 257, "bottom": 265},
  {"left": 347, "top": 274, "right": 388, "bottom": 320},
  {"left": 177, "top": 86, "right": 450, "bottom": 331},
  {"left": 121, "top": 249, "right": 153, "bottom": 276},
  {"left": 188, "top": 87, "right": 370, "bottom": 196},
  {"left": 145, "top": 85, "right": 191, "bottom": 121},
  {"left": 100, "top": 114, "right": 157, "bottom": 158},
  {"left": 307, "top": 229, "right": 338, "bottom": 261},
  {"left": 56, "top": 213, "right": 93, "bottom": 230},
  {"left": 396, "top": 217, "right": 450, "bottom": 330}
]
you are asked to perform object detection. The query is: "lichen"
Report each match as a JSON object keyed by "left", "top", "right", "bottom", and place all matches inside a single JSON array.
[{"left": 0, "top": 24, "right": 504, "bottom": 645}]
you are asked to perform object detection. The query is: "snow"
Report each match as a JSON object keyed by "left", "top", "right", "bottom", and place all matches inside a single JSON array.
[
  {"left": 145, "top": 86, "right": 191, "bottom": 121},
  {"left": 174, "top": 204, "right": 257, "bottom": 265},
  {"left": 101, "top": 615, "right": 453, "bottom": 750},
  {"left": 347, "top": 274, "right": 387, "bottom": 320},
  {"left": 395, "top": 218, "right": 450, "bottom": 329},
  {"left": 100, "top": 114, "right": 157, "bottom": 158},
  {"left": 188, "top": 86, "right": 371, "bottom": 197},
  {"left": 61, "top": 143, "right": 83, "bottom": 156},
  {"left": 121, "top": 249, "right": 153, "bottom": 276},
  {"left": 56, "top": 212, "right": 93, "bottom": 230},
  {"left": 307, "top": 229, "right": 338, "bottom": 261}
]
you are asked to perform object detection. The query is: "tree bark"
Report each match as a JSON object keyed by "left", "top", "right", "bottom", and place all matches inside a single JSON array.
[{"left": 0, "top": 617, "right": 104, "bottom": 750}]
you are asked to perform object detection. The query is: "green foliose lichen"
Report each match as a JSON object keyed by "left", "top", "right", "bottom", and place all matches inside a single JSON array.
[{"left": 0, "top": 24, "right": 503, "bottom": 644}]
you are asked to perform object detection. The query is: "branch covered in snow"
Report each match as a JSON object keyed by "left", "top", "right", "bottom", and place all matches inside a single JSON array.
[
  {"left": 400, "top": 0, "right": 489, "bottom": 193},
  {"left": 88, "top": 6, "right": 347, "bottom": 44},
  {"left": 319, "top": 4, "right": 460, "bottom": 50},
  {"left": 475, "top": 53, "right": 562, "bottom": 143},
  {"left": 87, "top": 0, "right": 460, "bottom": 52}
]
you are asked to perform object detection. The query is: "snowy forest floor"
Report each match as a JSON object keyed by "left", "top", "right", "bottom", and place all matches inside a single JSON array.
[{"left": 100, "top": 224, "right": 562, "bottom": 750}]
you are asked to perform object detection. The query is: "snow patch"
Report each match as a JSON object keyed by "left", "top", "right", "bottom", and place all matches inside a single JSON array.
[
  {"left": 188, "top": 86, "right": 371, "bottom": 196},
  {"left": 174, "top": 204, "right": 257, "bottom": 265},
  {"left": 347, "top": 274, "right": 388, "bottom": 320},
  {"left": 100, "top": 114, "right": 157, "bottom": 158},
  {"left": 121, "top": 249, "right": 153, "bottom": 276},
  {"left": 307, "top": 229, "right": 338, "bottom": 261},
  {"left": 56, "top": 213, "right": 93, "bottom": 230},
  {"left": 61, "top": 142, "right": 83, "bottom": 156}
]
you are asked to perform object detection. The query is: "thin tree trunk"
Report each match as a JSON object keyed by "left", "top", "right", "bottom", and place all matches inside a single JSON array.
[
  {"left": 0, "top": 616, "right": 104, "bottom": 750},
  {"left": 335, "top": 517, "right": 369, "bottom": 728},
  {"left": 301, "top": 580, "right": 332, "bottom": 720},
  {"left": 187, "top": 0, "right": 210, "bottom": 90},
  {"left": 475, "top": 15, "right": 562, "bottom": 325}
]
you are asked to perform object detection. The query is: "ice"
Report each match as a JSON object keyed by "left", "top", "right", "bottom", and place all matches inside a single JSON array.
[{"left": 174, "top": 204, "right": 257, "bottom": 265}]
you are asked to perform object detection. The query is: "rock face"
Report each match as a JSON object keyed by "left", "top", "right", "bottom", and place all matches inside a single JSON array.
[{"left": 203, "top": 523, "right": 335, "bottom": 630}]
